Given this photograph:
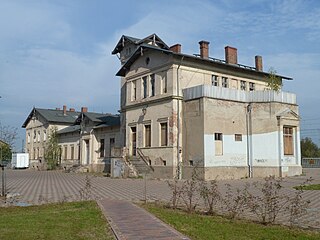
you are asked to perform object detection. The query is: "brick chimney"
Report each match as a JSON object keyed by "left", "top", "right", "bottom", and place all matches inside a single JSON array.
[
  {"left": 169, "top": 44, "right": 181, "bottom": 53},
  {"left": 69, "top": 108, "right": 75, "bottom": 112},
  {"left": 199, "top": 41, "right": 210, "bottom": 59},
  {"left": 63, "top": 105, "right": 67, "bottom": 115},
  {"left": 255, "top": 55, "right": 263, "bottom": 71},
  {"left": 81, "top": 107, "right": 88, "bottom": 113},
  {"left": 225, "top": 46, "right": 238, "bottom": 64}
]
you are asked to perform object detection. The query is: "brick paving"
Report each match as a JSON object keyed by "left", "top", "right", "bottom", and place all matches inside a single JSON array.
[
  {"left": 98, "top": 198, "right": 190, "bottom": 240},
  {"left": 1, "top": 168, "right": 320, "bottom": 237}
]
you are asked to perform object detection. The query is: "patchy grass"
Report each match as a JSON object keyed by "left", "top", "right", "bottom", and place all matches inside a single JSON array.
[
  {"left": 144, "top": 204, "right": 320, "bottom": 240},
  {"left": 0, "top": 201, "right": 114, "bottom": 240},
  {"left": 294, "top": 184, "right": 320, "bottom": 191}
]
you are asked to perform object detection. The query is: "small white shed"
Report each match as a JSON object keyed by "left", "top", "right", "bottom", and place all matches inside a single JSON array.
[{"left": 12, "top": 153, "right": 29, "bottom": 169}]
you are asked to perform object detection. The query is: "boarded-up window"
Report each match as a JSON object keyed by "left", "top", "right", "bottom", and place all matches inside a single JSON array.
[
  {"left": 71, "top": 145, "right": 74, "bottom": 159},
  {"left": 235, "top": 134, "right": 242, "bottom": 141},
  {"left": 100, "top": 139, "right": 105, "bottom": 158},
  {"left": 284, "top": 127, "right": 294, "bottom": 155},
  {"left": 215, "top": 133, "right": 223, "bottom": 156},
  {"left": 160, "top": 122, "right": 168, "bottom": 146},
  {"left": 145, "top": 125, "right": 151, "bottom": 147}
]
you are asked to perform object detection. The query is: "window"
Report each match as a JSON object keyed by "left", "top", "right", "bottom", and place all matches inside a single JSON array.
[
  {"left": 212, "top": 75, "right": 219, "bottom": 86},
  {"left": 143, "top": 76, "right": 148, "bottom": 98},
  {"left": 100, "top": 139, "right": 105, "bottom": 158},
  {"left": 222, "top": 77, "right": 228, "bottom": 88},
  {"left": 160, "top": 122, "right": 168, "bottom": 146},
  {"left": 240, "top": 81, "right": 246, "bottom": 90},
  {"left": 33, "top": 130, "right": 36, "bottom": 142},
  {"left": 189, "top": 160, "right": 194, "bottom": 166},
  {"left": 71, "top": 145, "right": 74, "bottom": 159},
  {"left": 27, "top": 132, "right": 30, "bottom": 143},
  {"left": 132, "top": 81, "right": 137, "bottom": 101},
  {"left": 150, "top": 74, "right": 155, "bottom": 97},
  {"left": 109, "top": 138, "right": 115, "bottom": 156},
  {"left": 43, "top": 130, "right": 47, "bottom": 142},
  {"left": 283, "top": 127, "right": 294, "bottom": 155},
  {"left": 235, "top": 134, "right": 242, "bottom": 141},
  {"left": 249, "top": 82, "right": 255, "bottom": 91},
  {"left": 214, "top": 133, "right": 223, "bottom": 156},
  {"left": 162, "top": 75, "right": 167, "bottom": 94},
  {"left": 64, "top": 146, "right": 68, "bottom": 159},
  {"left": 163, "top": 160, "right": 167, "bottom": 166},
  {"left": 145, "top": 125, "right": 151, "bottom": 147},
  {"left": 37, "top": 131, "right": 41, "bottom": 142},
  {"left": 215, "top": 133, "right": 223, "bottom": 141}
]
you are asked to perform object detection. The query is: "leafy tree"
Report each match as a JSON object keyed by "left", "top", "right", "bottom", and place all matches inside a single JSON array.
[
  {"left": 0, "top": 122, "right": 17, "bottom": 162},
  {"left": 44, "top": 127, "right": 61, "bottom": 170},
  {"left": 300, "top": 137, "right": 320, "bottom": 158},
  {"left": 266, "top": 67, "right": 282, "bottom": 92}
]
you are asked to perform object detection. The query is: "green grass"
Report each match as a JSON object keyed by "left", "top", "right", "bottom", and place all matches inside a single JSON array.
[
  {"left": 294, "top": 184, "right": 320, "bottom": 190},
  {"left": 145, "top": 205, "right": 320, "bottom": 240},
  {"left": 0, "top": 201, "right": 114, "bottom": 240}
]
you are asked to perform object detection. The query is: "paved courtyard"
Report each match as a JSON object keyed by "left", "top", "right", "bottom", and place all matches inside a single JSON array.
[{"left": 1, "top": 168, "right": 320, "bottom": 230}]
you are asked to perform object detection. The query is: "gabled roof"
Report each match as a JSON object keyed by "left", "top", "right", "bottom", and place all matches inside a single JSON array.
[
  {"left": 75, "top": 112, "right": 120, "bottom": 127},
  {"left": 112, "top": 33, "right": 169, "bottom": 55},
  {"left": 57, "top": 125, "right": 81, "bottom": 134},
  {"left": 276, "top": 108, "right": 300, "bottom": 119},
  {"left": 22, "top": 108, "right": 80, "bottom": 128},
  {"left": 116, "top": 43, "right": 292, "bottom": 81}
]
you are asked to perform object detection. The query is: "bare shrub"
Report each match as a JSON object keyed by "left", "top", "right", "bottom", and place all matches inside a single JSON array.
[
  {"left": 287, "top": 177, "right": 312, "bottom": 227},
  {"left": 199, "top": 179, "right": 220, "bottom": 215},
  {"left": 222, "top": 183, "right": 249, "bottom": 219},
  {"left": 166, "top": 177, "right": 183, "bottom": 209},
  {"left": 246, "top": 176, "right": 287, "bottom": 224},
  {"left": 181, "top": 168, "right": 201, "bottom": 213},
  {"left": 79, "top": 176, "right": 95, "bottom": 201}
]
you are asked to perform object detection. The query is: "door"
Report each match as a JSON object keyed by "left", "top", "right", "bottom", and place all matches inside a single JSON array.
[
  {"left": 131, "top": 127, "right": 136, "bottom": 156},
  {"left": 85, "top": 140, "right": 90, "bottom": 165}
]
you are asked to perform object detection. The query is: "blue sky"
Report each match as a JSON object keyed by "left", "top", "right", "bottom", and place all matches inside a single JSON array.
[{"left": 1, "top": 0, "right": 320, "bottom": 150}]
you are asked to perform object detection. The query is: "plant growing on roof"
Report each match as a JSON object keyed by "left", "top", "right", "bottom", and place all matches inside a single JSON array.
[{"left": 266, "top": 67, "right": 282, "bottom": 92}]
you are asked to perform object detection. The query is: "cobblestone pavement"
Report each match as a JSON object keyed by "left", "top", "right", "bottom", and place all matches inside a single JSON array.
[{"left": 1, "top": 168, "right": 320, "bottom": 230}]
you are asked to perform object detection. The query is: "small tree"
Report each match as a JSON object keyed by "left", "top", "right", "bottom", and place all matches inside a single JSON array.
[
  {"left": 301, "top": 137, "right": 320, "bottom": 158},
  {"left": 44, "top": 127, "right": 61, "bottom": 170},
  {"left": 0, "top": 122, "right": 17, "bottom": 162},
  {"left": 266, "top": 68, "right": 282, "bottom": 92}
]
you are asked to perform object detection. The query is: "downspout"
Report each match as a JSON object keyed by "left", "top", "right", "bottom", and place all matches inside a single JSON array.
[
  {"left": 277, "top": 116, "right": 282, "bottom": 178},
  {"left": 177, "top": 56, "right": 184, "bottom": 179},
  {"left": 246, "top": 103, "right": 253, "bottom": 178}
]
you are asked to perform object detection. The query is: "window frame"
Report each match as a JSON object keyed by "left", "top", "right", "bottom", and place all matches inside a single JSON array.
[
  {"left": 283, "top": 126, "right": 294, "bottom": 156},
  {"left": 212, "top": 75, "right": 219, "bottom": 86},
  {"left": 222, "top": 77, "right": 228, "bottom": 88},
  {"left": 144, "top": 124, "right": 151, "bottom": 147},
  {"left": 160, "top": 122, "right": 168, "bottom": 146}
]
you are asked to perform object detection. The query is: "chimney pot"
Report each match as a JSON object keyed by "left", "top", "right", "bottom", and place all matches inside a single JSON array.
[
  {"left": 199, "top": 40, "right": 210, "bottom": 59},
  {"left": 81, "top": 107, "right": 88, "bottom": 113},
  {"left": 225, "top": 46, "right": 238, "bottom": 64},
  {"left": 255, "top": 55, "right": 263, "bottom": 71},
  {"left": 169, "top": 44, "right": 181, "bottom": 53}
]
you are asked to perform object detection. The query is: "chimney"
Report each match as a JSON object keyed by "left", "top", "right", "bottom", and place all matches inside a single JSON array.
[
  {"left": 169, "top": 44, "right": 181, "bottom": 53},
  {"left": 199, "top": 41, "right": 210, "bottom": 59},
  {"left": 69, "top": 108, "right": 75, "bottom": 112},
  {"left": 225, "top": 46, "right": 238, "bottom": 64},
  {"left": 81, "top": 107, "right": 88, "bottom": 113},
  {"left": 63, "top": 105, "right": 67, "bottom": 115},
  {"left": 255, "top": 55, "right": 263, "bottom": 71}
]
